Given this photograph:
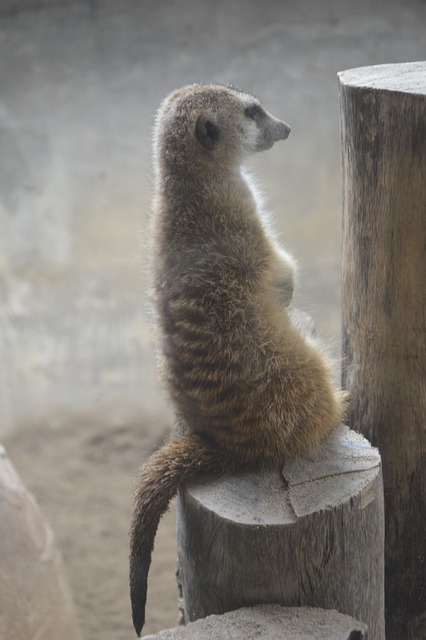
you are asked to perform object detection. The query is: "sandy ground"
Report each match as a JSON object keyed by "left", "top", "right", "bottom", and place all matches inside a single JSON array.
[{"left": 4, "top": 416, "right": 179, "bottom": 639}]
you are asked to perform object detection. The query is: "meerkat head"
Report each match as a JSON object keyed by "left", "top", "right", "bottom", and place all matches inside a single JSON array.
[{"left": 153, "top": 84, "right": 290, "bottom": 174}]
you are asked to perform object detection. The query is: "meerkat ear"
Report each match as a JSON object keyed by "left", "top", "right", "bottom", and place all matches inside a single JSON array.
[{"left": 196, "top": 116, "right": 219, "bottom": 150}]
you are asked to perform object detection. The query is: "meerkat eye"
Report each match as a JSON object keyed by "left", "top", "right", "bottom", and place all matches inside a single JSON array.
[{"left": 245, "top": 104, "right": 266, "bottom": 122}]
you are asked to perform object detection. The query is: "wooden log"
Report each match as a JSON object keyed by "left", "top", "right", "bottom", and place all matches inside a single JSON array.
[
  {"left": 144, "top": 605, "right": 368, "bottom": 640},
  {"left": 339, "top": 62, "right": 426, "bottom": 640},
  {"left": 177, "top": 425, "right": 384, "bottom": 638}
]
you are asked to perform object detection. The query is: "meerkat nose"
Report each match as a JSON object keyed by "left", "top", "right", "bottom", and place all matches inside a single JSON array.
[{"left": 279, "top": 122, "right": 291, "bottom": 140}]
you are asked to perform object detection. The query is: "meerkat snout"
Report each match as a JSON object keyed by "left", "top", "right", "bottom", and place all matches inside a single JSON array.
[
  {"left": 254, "top": 114, "right": 291, "bottom": 151},
  {"left": 278, "top": 121, "right": 291, "bottom": 139}
]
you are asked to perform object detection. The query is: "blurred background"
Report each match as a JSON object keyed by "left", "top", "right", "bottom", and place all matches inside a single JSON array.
[{"left": 1, "top": 1, "right": 425, "bottom": 638}]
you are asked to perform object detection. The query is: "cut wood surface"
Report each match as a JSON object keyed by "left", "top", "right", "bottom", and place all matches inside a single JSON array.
[
  {"left": 144, "top": 605, "right": 368, "bottom": 640},
  {"left": 339, "top": 61, "right": 426, "bottom": 640},
  {"left": 177, "top": 425, "right": 384, "bottom": 639}
]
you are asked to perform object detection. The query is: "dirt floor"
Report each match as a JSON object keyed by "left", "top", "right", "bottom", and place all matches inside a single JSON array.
[{"left": 4, "top": 416, "right": 179, "bottom": 639}]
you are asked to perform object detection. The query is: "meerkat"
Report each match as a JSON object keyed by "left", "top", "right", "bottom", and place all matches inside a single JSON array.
[{"left": 130, "top": 84, "right": 349, "bottom": 636}]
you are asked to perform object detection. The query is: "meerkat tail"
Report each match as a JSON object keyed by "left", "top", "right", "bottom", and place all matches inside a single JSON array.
[{"left": 129, "top": 433, "right": 224, "bottom": 636}]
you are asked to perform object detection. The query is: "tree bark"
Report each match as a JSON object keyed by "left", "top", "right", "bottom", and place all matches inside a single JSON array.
[
  {"left": 339, "top": 61, "right": 426, "bottom": 640},
  {"left": 177, "top": 425, "right": 384, "bottom": 639}
]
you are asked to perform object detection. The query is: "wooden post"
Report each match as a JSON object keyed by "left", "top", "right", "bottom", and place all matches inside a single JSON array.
[
  {"left": 339, "top": 62, "right": 426, "bottom": 640},
  {"left": 177, "top": 425, "right": 384, "bottom": 638}
]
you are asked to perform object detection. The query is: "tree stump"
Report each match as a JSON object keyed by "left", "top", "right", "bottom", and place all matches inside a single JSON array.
[
  {"left": 177, "top": 425, "right": 384, "bottom": 639},
  {"left": 339, "top": 61, "right": 426, "bottom": 640}
]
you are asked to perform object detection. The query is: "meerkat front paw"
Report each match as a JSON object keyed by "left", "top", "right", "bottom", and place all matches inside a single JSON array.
[
  {"left": 270, "top": 265, "right": 295, "bottom": 307},
  {"left": 269, "top": 245, "right": 297, "bottom": 307},
  {"left": 272, "top": 276, "right": 294, "bottom": 306},
  {"left": 339, "top": 389, "right": 352, "bottom": 419},
  {"left": 280, "top": 277, "right": 294, "bottom": 306}
]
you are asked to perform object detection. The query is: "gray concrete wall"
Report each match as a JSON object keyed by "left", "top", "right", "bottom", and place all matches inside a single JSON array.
[{"left": 1, "top": 0, "right": 425, "bottom": 434}]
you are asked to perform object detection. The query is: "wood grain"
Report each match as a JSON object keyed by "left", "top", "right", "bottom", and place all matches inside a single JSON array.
[
  {"left": 339, "top": 61, "right": 426, "bottom": 640},
  {"left": 177, "top": 425, "right": 384, "bottom": 638}
]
